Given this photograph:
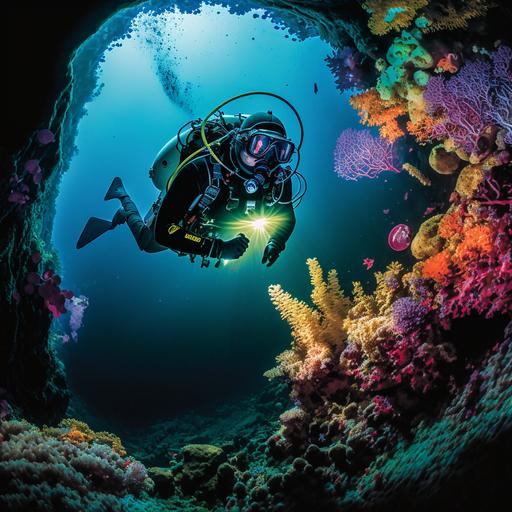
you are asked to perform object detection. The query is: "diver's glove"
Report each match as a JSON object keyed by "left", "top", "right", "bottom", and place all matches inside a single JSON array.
[
  {"left": 262, "top": 239, "right": 283, "bottom": 267},
  {"left": 217, "top": 233, "right": 249, "bottom": 260}
]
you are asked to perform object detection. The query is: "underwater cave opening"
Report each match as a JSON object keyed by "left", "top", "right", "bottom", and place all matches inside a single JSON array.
[{"left": 49, "top": 0, "right": 442, "bottom": 434}]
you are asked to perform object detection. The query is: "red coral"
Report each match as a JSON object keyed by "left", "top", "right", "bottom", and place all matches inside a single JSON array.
[{"left": 437, "top": 209, "right": 512, "bottom": 325}]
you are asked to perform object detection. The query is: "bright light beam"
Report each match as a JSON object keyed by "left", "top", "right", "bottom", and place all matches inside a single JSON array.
[{"left": 251, "top": 218, "right": 268, "bottom": 231}]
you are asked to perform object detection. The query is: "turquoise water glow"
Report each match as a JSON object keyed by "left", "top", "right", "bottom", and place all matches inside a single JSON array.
[{"left": 52, "top": 4, "right": 422, "bottom": 424}]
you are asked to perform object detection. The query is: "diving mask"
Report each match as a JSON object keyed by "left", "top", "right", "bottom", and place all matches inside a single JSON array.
[{"left": 245, "top": 130, "right": 295, "bottom": 163}]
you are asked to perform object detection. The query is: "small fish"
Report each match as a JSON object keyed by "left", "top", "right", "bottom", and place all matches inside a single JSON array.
[
  {"left": 363, "top": 257, "right": 374, "bottom": 270},
  {"left": 314, "top": 82, "right": 318, "bottom": 94},
  {"left": 404, "top": 192, "right": 409, "bottom": 201},
  {"left": 423, "top": 206, "right": 436, "bottom": 216},
  {"left": 383, "top": 208, "right": 390, "bottom": 215}
]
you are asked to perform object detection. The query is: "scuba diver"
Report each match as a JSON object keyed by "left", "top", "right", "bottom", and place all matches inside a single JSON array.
[{"left": 77, "top": 93, "right": 307, "bottom": 268}]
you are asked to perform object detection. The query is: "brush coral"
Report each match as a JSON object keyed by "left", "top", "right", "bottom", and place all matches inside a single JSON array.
[
  {"left": 344, "top": 262, "right": 406, "bottom": 360},
  {"left": 402, "top": 163, "right": 432, "bottom": 186},
  {"left": 422, "top": 0, "right": 494, "bottom": 33},
  {"left": 438, "top": 215, "right": 512, "bottom": 324},
  {"left": 438, "top": 207, "right": 464, "bottom": 239},
  {"left": 363, "top": 0, "right": 429, "bottom": 36},
  {"left": 453, "top": 225, "right": 493, "bottom": 266},
  {"left": 55, "top": 418, "right": 127, "bottom": 456}
]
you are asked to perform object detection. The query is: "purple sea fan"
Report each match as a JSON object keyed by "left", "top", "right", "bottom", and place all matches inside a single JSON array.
[
  {"left": 392, "top": 296, "right": 428, "bottom": 335},
  {"left": 65, "top": 294, "right": 89, "bottom": 341},
  {"left": 490, "top": 45, "right": 512, "bottom": 145},
  {"left": 334, "top": 128, "right": 401, "bottom": 181},
  {"left": 424, "top": 59, "right": 494, "bottom": 153}
]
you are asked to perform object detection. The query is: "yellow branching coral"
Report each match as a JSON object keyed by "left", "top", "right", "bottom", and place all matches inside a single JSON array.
[
  {"left": 308, "top": 257, "right": 352, "bottom": 346},
  {"left": 267, "top": 260, "right": 409, "bottom": 375},
  {"left": 346, "top": 315, "right": 395, "bottom": 359},
  {"left": 423, "top": 0, "right": 494, "bottom": 33},
  {"left": 266, "top": 258, "right": 352, "bottom": 381},
  {"left": 343, "top": 262, "right": 405, "bottom": 360},
  {"left": 402, "top": 163, "right": 432, "bottom": 186},
  {"left": 363, "top": 0, "right": 429, "bottom": 35}
]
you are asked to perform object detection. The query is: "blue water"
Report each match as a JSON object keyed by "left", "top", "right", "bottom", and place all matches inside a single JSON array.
[{"left": 52, "top": 4, "right": 428, "bottom": 425}]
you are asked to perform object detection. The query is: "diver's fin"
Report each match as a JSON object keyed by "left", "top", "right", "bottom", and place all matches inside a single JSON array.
[
  {"left": 104, "top": 177, "right": 127, "bottom": 200},
  {"left": 76, "top": 217, "right": 113, "bottom": 249}
]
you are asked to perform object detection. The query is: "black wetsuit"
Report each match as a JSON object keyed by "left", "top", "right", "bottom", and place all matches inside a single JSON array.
[{"left": 154, "top": 148, "right": 296, "bottom": 258}]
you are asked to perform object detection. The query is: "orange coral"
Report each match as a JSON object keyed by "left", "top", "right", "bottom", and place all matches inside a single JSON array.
[
  {"left": 454, "top": 225, "right": 493, "bottom": 264},
  {"left": 422, "top": 249, "right": 452, "bottom": 284},
  {"left": 62, "top": 429, "right": 90, "bottom": 444},
  {"left": 363, "top": 0, "right": 429, "bottom": 35},
  {"left": 59, "top": 419, "right": 127, "bottom": 456},
  {"left": 406, "top": 115, "right": 438, "bottom": 143},
  {"left": 350, "top": 88, "right": 407, "bottom": 142},
  {"left": 438, "top": 208, "right": 464, "bottom": 239}
]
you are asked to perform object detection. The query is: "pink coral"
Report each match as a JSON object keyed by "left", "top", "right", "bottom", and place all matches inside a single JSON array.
[
  {"left": 438, "top": 214, "right": 512, "bottom": 325},
  {"left": 23, "top": 268, "right": 74, "bottom": 318}
]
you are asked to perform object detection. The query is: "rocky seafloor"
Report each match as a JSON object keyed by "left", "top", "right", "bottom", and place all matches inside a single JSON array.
[{"left": 2, "top": 1, "right": 512, "bottom": 511}]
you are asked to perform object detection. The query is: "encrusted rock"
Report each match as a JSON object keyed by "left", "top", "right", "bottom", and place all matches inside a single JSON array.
[
  {"left": 175, "top": 444, "right": 226, "bottom": 501},
  {"left": 429, "top": 144, "right": 461, "bottom": 174},
  {"left": 455, "top": 163, "right": 486, "bottom": 198},
  {"left": 411, "top": 214, "right": 444, "bottom": 260},
  {"left": 148, "top": 467, "right": 174, "bottom": 498}
]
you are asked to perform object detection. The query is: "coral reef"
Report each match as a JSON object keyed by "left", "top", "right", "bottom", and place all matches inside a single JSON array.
[
  {"left": 3, "top": 1, "right": 512, "bottom": 511},
  {"left": 0, "top": 419, "right": 153, "bottom": 511}
]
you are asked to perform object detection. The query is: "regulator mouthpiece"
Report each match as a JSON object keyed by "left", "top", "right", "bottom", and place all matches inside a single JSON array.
[{"left": 244, "top": 173, "right": 266, "bottom": 194}]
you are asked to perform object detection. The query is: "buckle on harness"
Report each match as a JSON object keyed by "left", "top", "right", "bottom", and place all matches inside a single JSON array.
[{"left": 198, "top": 184, "right": 220, "bottom": 210}]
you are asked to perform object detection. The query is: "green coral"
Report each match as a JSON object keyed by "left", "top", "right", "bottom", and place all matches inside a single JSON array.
[{"left": 377, "top": 29, "right": 433, "bottom": 100}]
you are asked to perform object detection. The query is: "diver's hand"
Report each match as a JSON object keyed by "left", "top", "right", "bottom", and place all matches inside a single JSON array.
[
  {"left": 218, "top": 233, "right": 249, "bottom": 260},
  {"left": 262, "top": 240, "right": 282, "bottom": 267}
]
